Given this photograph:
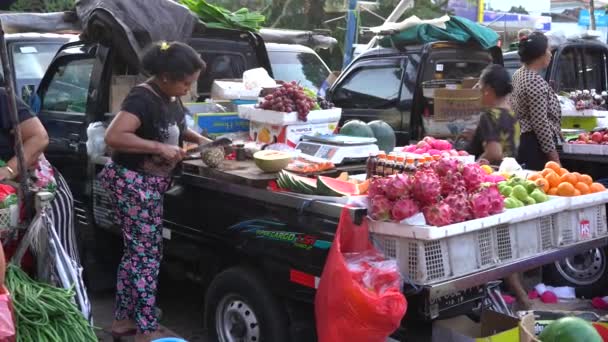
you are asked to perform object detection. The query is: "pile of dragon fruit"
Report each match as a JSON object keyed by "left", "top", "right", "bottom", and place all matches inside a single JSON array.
[
  {"left": 369, "top": 159, "right": 505, "bottom": 227},
  {"left": 402, "top": 136, "right": 470, "bottom": 157}
]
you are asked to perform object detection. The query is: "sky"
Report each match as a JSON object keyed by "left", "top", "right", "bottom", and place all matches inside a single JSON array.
[{"left": 486, "top": 0, "right": 551, "bottom": 15}]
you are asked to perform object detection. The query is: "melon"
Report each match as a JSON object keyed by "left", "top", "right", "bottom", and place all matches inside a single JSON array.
[
  {"left": 316, "top": 176, "right": 358, "bottom": 197},
  {"left": 279, "top": 171, "right": 317, "bottom": 194},
  {"left": 539, "top": 317, "right": 602, "bottom": 342},
  {"left": 340, "top": 120, "right": 374, "bottom": 138},
  {"left": 254, "top": 150, "right": 291, "bottom": 173},
  {"left": 368, "top": 120, "right": 396, "bottom": 153}
]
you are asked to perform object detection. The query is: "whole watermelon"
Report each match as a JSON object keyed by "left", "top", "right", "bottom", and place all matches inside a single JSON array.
[
  {"left": 539, "top": 317, "right": 602, "bottom": 342},
  {"left": 340, "top": 120, "right": 374, "bottom": 138},
  {"left": 368, "top": 120, "right": 396, "bottom": 153}
]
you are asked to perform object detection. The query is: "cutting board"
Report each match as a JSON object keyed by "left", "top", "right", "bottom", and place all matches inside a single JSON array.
[{"left": 182, "top": 159, "right": 277, "bottom": 188}]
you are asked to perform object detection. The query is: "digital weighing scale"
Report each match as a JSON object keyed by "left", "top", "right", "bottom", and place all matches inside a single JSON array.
[{"left": 296, "top": 135, "right": 379, "bottom": 165}]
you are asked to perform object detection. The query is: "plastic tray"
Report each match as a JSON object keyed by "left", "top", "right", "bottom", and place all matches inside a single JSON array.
[
  {"left": 562, "top": 143, "right": 605, "bottom": 155},
  {"left": 238, "top": 105, "right": 342, "bottom": 125},
  {"left": 552, "top": 204, "right": 607, "bottom": 246},
  {"left": 368, "top": 197, "right": 569, "bottom": 241}
]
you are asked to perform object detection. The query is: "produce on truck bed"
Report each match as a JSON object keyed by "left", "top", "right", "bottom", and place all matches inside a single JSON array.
[
  {"left": 339, "top": 120, "right": 375, "bottom": 138},
  {"left": 6, "top": 264, "right": 97, "bottom": 342},
  {"left": 527, "top": 162, "right": 606, "bottom": 196},
  {"left": 369, "top": 160, "right": 504, "bottom": 225},
  {"left": 253, "top": 150, "right": 291, "bottom": 172},
  {"left": 181, "top": 0, "right": 265, "bottom": 32},
  {"left": 539, "top": 316, "right": 602, "bottom": 342},
  {"left": 367, "top": 120, "right": 396, "bottom": 153},
  {"left": 572, "top": 129, "right": 608, "bottom": 145}
]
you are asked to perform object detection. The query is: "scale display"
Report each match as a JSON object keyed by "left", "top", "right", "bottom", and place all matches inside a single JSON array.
[{"left": 295, "top": 140, "right": 379, "bottom": 165}]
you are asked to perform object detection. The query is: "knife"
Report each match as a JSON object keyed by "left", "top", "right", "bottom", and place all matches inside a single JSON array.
[{"left": 185, "top": 137, "right": 233, "bottom": 159}]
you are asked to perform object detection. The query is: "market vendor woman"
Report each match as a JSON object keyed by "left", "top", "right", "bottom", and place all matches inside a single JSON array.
[
  {"left": 100, "top": 41, "right": 209, "bottom": 341},
  {"left": 511, "top": 31, "right": 562, "bottom": 170}
]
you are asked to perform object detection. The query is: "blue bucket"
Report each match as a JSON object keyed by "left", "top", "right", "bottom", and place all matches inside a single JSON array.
[{"left": 151, "top": 339, "right": 188, "bottom": 342}]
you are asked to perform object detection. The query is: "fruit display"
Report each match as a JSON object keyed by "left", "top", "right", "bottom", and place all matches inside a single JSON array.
[
  {"left": 539, "top": 317, "right": 602, "bottom": 342},
  {"left": 499, "top": 176, "right": 548, "bottom": 208},
  {"left": 285, "top": 156, "right": 335, "bottom": 174},
  {"left": 253, "top": 150, "right": 292, "bottom": 173},
  {"left": 401, "top": 136, "right": 470, "bottom": 157},
  {"left": 369, "top": 159, "right": 504, "bottom": 226},
  {"left": 258, "top": 82, "right": 318, "bottom": 121},
  {"left": 571, "top": 129, "right": 608, "bottom": 145},
  {"left": 527, "top": 161, "right": 606, "bottom": 197},
  {"left": 339, "top": 120, "right": 375, "bottom": 138},
  {"left": 367, "top": 120, "right": 397, "bottom": 153},
  {"left": 566, "top": 89, "right": 608, "bottom": 111},
  {"left": 276, "top": 170, "right": 369, "bottom": 197}
]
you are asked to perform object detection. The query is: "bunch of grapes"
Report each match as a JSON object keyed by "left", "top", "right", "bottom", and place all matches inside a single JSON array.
[
  {"left": 317, "top": 96, "right": 335, "bottom": 110},
  {"left": 259, "top": 82, "right": 317, "bottom": 121}
]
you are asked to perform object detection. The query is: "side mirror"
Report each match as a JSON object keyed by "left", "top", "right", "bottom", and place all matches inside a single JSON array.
[{"left": 21, "top": 85, "right": 35, "bottom": 105}]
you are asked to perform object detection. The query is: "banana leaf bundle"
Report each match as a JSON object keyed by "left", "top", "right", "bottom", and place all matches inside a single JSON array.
[{"left": 181, "top": 0, "right": 265, "bottom": 32}]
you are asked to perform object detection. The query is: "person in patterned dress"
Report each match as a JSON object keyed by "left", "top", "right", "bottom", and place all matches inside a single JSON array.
[
  {"left": 468, "top": 64, "right": 520, "bottom": 165},
  {"left": 511, "top": 31, "right": 562, "bottom": 170}
]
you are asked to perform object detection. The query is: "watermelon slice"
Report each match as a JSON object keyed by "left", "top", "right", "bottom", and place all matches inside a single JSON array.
[
  {"left": 280, "top": 171, "right": 318, "bottom": 195},
  {"left": 316, "top": 176, "right": 358, "bottom": 197}
]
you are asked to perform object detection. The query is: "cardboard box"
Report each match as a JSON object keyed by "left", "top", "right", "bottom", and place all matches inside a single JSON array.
[
  {"left": 249, "top": 121, "right": 338, "bottom": 146},
  {"left": 432, "top": 311, "right": 538, "bottom": 342},
  {"left": 194, "top": 112, "right": 249, "bottom": 138},
  {"left": 211, "top": 79, "right": 260, "bottom": 101}
]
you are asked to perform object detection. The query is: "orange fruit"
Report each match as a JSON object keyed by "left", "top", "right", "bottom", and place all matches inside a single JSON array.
[
  {"left": 528, "top": 173, "right": 542, "bottom": 181},
  {"left": 548, "top": 188, "right": 558, "bottom": 196},
  {"left": 581, "top": 174, "right": 593, "bottom": 186},
  {"left": 546, "top": 172, "right": 561, "bottom": 188},
  {"left": 590, "top": 183, "right": 606, "bottom": 193},
  {"left": 557, "top": 168, "right": 569, "bottom": 177},
  {"left": 573, "top": 172, "right": 583, "bottom": 182},
  {"left": 560, "top": 173, "right": 578, "bottom": 185},
  {"left": 535, "top": 178, "right": 550, "bottom": 193},
  {"left": 545, "top": 161, "right": 562, "bottom": 173},
  {"left": 574, "top": 189, "right": 582, "bottom": 196},
  {"left": 575, "top": 182, "right": 590, "bottom": 195},
  {"left": 541, "top": 168, "right": 556, "bottom": 178},
  {"left": 557, "top": 182, "right": 576, "bottom": 197}
]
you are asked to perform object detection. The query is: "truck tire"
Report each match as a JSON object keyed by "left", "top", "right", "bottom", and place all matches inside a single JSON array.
[
  {"left": 205, "top": 266, "right": 289, "bottom": 342},
  {"left": 543, "top": 247, "right": 608, "bottom": 298}
]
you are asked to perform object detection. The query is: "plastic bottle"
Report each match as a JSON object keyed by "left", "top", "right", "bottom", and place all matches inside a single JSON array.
[
  {"left": 405, "top": 157, "right": 416, "bottom": 174},
  {"left": 366, "top": 153, "right": 377, "bottom": 179},
  {"left": 384, "top": 155, "right": 395, "bottom": 177},
  {"left": 375, "top": 152, "right": 386, "bottom": 177},
  {"left": 394, "top": 156, "right": 405, "bottom": 175}
]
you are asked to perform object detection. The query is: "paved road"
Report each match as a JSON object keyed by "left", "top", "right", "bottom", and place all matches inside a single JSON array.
[{"left": 92, "top": 273, "right": 209, "bottom": 342}]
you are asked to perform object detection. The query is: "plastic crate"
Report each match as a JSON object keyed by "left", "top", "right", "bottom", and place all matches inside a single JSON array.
[
  {"left": 552, "top": 204, "right": 607, "bottom": 246},
  {"left": 371, "top": 215, "right": 555, "bottom": 285}
]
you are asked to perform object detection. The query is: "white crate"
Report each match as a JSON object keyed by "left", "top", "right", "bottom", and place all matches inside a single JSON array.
[
  {"left": 552, "top": 204, "right": 607, "bottom": 246},
  {"left": 238, "top": 105, "right": 342, "bottom": 125},
  {"left": 371, "top": 215, "right": 555, "bottom": 285},
  {"left": 566, "top": 144, "right": 604, "bottom": 155}
]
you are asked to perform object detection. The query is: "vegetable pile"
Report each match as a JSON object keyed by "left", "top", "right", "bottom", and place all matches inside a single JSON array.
[
  {"left": 6, "top": 264, "right": 96, "bottom": 342},
  {"left": 369, "top": 159, "right": 504, "bottom": 226},
  {"left": 181, "top": 0, "right": 265, "bottom": 32}
]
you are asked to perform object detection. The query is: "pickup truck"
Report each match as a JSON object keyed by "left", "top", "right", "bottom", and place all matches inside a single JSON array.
[{"left": 32, "top": 12, "right": 608, "bottom": 342}]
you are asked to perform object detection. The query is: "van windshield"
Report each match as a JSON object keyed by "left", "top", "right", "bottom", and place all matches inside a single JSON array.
[
  {"left": 11, "top": 42, "right": 65, "bottom": 95},
  {"left": 268, "top": 51, "right": 330, "bottom": 92}
]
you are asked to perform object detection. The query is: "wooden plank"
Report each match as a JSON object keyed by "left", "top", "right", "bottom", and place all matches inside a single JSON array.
[{"left": 182, "top": 159, "right": 277, "bottom": 188}]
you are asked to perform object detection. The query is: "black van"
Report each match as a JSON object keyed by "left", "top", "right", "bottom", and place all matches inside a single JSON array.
[{"left": 327, "top": 42, "right": 503, "bottom": 145}]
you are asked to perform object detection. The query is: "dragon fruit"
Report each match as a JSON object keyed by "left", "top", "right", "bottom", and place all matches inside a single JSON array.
[
  {"left": 384, "top": 174, "right": 412, "bottom": 201},
  {"left": 403, "top": 145, "right": 417, "bottom": 153},
  {"left": 370, "top": 195, "right": 393, "bottom": 221},
  {"left": 433, "top": 158, "right": 460, "bottom": 177},
  {"left": 440, "top": 171, "right": 467, "bottom": 196},
  {"left": 442, "top": 193, "right": 472, "bottom": 223},
  {"left": 431, "top": 139, "right": 453, "bottom": 151},
  {"left": 461, "top": 163, "right": 485, "bottom": 192},
  {"left": 423, "top": 203, "right": 454, "bottom": 227},
  {"left": 483, "top": 184, "right": 505, "bottom": 214},
  {"left": 391, "top": 198, "right": 420, "bottom": 221},
  {"left": 368, "top": 178, "right": 388, "bottom": 198},
  {"left": 412, "top": 170, "right": 441, "bottom": 205},
  {"left": 469, "top": 192, "right": 492, "bottom": 219}
]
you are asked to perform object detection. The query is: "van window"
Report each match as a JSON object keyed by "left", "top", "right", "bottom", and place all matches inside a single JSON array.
[
  {"left": 332, "top": 60, "right": 402, "bottom": 109},
  {"left": 582, "top": 48, "right": 608, "bottom": 91},
  {"left": 198, "top": 52, "right": 247, "bottom": 98},
  {"left": 42, "top": 58, "right": 94, "bottom": 114},
  {"left": 556, "top": 48, "right": 581, "bottom": 92}
]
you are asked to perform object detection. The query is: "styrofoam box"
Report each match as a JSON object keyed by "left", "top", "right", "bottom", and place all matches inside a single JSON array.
[
  {"left": 565, "top": 143, "right": 604, "bottom": 155},
  {"left": 238, "top": 105, "right": 342, "bottom": 125},
  {"left": 368, "top": 197, "right": 569, "bottom": 240},
  {"left": 371, "top": 215, "right": 555, "bottom": 285}
]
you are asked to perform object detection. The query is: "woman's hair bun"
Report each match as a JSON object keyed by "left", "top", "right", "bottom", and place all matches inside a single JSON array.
[
  {"left": 518, "top": 31, "right": 549, "bottom": 64},
  {"left": 141, "top": 41, "right": 206, "bottom": 81}
]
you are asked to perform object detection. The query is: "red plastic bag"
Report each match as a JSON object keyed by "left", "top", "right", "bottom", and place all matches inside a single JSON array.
[
  {"left": 0, "top": 287, "right": 15, "bottom": 342},
  {"left": 315, "top": 208, "right": 407, "bottom": 342}
]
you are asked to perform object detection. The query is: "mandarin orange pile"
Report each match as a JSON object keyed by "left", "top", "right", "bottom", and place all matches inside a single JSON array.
[{"left": 527, "top": 162, "right": 606, "bottom": 197}]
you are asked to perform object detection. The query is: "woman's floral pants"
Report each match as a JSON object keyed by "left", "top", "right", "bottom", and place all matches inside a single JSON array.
[{"left": 99, "top": 162, "right": 170, "bottom": 333}]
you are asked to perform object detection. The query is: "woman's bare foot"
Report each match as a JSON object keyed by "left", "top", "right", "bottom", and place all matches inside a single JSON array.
[{"left": 111, "top": 319, "right": 137, "bottom": 335}]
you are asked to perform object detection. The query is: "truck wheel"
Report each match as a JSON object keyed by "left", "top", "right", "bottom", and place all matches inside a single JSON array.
[
  {"left": 543, "top": 247, "right": 608, "bottom": 298},
  {"left": 205, "top": 267, "right": 289, "bottom": 342}
]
